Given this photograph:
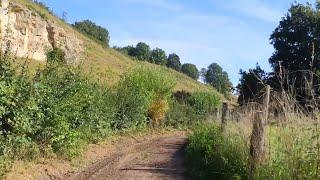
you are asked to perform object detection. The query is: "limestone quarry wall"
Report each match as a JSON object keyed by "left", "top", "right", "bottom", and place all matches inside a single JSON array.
[{"left": 0, "top": 0, "right": 83, "bottom": 61}]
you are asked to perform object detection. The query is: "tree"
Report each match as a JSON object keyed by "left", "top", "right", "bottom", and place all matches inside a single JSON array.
[
  {"left": 114, "top": 45, "right": 136, "bottom": 56},
  {"left": 73, "top": 20, "right": 110, "bottom": 47},
  {"left": 269, "top": 2, "right": 320, "bottom": 106},
  {"left": 167, "top": 53, "right": 181, "bottom": 71},
  {"left": 133, "top": 42, "right": 151, "bottom": 61},
  {"left": 237, "top": 65, "right": 268, "bottom": 105},
  {"left": 203, "top": 63, "right": 232, "bottom": 95},
  {"left": 181, "top": 63, "right": 199, "bottom": 80},
  {"left": 150, "top": 48, "right": 167, "bottom": 65}
]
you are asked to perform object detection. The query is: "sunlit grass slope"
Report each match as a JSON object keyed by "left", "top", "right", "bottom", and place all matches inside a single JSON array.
[{"left": 12, "top": 0, "right": 214, "bottom": 92}]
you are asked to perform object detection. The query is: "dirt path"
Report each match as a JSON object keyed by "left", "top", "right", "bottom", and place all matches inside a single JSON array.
[{"left": 68, "top": 135, "right": 187, "bottom": 180}]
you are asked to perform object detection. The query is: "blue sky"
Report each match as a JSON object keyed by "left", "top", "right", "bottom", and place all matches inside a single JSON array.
[{"left": 42, "top": 0, "right": 311, "bottom": 85}]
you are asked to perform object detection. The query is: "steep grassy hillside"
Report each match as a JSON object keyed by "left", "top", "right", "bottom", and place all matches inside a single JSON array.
[{"left": 12, "top": 0, "right": 214, "bottom": 92}]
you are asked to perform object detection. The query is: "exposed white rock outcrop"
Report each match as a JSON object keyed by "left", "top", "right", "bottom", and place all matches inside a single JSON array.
[{"left": 0, "top": 0, "right": 83, "bottom": 61}]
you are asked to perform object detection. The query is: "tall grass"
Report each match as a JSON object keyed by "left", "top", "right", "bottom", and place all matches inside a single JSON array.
[
  {"left": 186, "top": 123, "right": 248, "bottom": 180},
  {"left": 256, "top": 116, "right": 320, "bottom": 179},
  {"left": 186, "top": 112, "right": 320, "bottom": 179}
]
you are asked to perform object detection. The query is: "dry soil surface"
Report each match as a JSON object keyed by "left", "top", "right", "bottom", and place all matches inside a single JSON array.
[{"left": 67, "top": 135, "right": 187, "bottom": 180}]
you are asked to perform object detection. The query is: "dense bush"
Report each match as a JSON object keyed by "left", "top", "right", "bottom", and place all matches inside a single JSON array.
[
  {"left": 186, "top": 124, "right": 248, "bottom": 179},
  {"left": 73, "top": 20, "right": 110, "bottom": 47},
  {"left": 150, "top": 48, "right": 167, "bottom": 65},
  {"left": 181, "top": 63, "right": 199, "bottom": 80},
  {"left": 165, "top": 99, "right": 199, "bottom": 128},
  {"left": 0, "top": 49, "right": 115, "bottom": 160},
  {"left": 132, "top": 42, "right": 151, "bottom": 61},
  {"left": 187, "top": 91, "right": 221, "bottom": 115},
  {"left": 31, "top": 63, "right": 115, "bottom": 157},
  {"left": 166, "top": 90, "right": 221, "bottom": 128},
  {"left": 113, "top": 66, "right": 175, "bottom": 129},
  {"left": 166, "top": 53, "right": 181, "bottom": 71}
]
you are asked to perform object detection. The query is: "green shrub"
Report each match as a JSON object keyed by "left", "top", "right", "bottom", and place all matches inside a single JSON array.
[
  {"left": 73, "top": 20, "right": 110, "bottom": 47},
  {"left": 166, "top": 90, "right": 221, "bottom": 128},
  {"left": 31, "top": 63, "right": 115, "bottom": 157},
  {"left": 187, "top": 91, "right": 222, "bottom": 115},
  {"left": 186, "top": 124, "right": 248, "bottom": 180},
  {"left": 181, "top": 63, "right": 199, "bottom": 80},
  {"left": 165, "top": 99, "right": 200, "bottom": 128},
  {"left": 0, "top": 52, "right": 40, "bottom": 159},
  {"left": 114, "top": 66, "right": 175, "bottom": 130},
  {"left": 46, "top": 47, "right": 66, "bottom": 63},
  {"left": 0, "top": 49, "right": 115, "bottom": 159}
]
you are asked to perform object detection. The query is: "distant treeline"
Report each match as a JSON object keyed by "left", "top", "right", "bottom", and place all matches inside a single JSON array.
[
  {"left": 113, "top": 43, "right": 200, "bottom": 79},
  {"left": 114, "top": 43, "right": 233, "bottom": 96},
  {"left": 237, "top": 2, "right": 320, "bottom": 109},
  {"left": 31, "top": 1, "right": 233, "bottom": 96}
]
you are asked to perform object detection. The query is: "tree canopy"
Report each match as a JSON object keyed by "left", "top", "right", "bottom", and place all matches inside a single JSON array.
[
  {"left": 73, "top": 20, "right": 110, "bottom": 47},
  {"left": 237, "top": 2, "right": 320, "bottom": 108},
  {"left": 150, "top": 48, "right": 167, "bottom": 65},
  {"left": 166, "top": 53, "right": 182, "bottom": 71},
  {"left": 133, "top": 42, "right": 151, "bottom": 61},
  {"left": 202, "top": 63, "right": 232, "bottom": 95},
  {"left": 268, "top": 2, "right": 320, "bottom": 106},
  {"left": 181, "top": 63, "right": 199, "bottom": 80},
  {"left": 236, "top": 65, "right": 267, "bottom": 105},
  {"left": 114, "top": 43, "right": 204, "bottom": 81}
]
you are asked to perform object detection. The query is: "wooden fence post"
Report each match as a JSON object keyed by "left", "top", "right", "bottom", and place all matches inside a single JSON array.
[
  {"left": 263, "top": 85, "right": 271, "bottom": 122},
  {"left": 249, "top": 86, "right": 270, "bottom": 176},
  {"left": 221, "top": 102, "right": 228, "bottom": 132},
  {"left": 249, "top": 111, "right": 266, "bottom": 176}
]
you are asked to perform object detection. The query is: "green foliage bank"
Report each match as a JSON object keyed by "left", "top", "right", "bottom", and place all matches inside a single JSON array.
[{"left": 0, "top": 48, "right": 222, "bottom": 177}]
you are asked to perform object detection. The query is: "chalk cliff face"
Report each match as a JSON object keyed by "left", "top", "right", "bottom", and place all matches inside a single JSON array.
[{"left": 0, "top": 0, "right": 83, "bottom": 61}]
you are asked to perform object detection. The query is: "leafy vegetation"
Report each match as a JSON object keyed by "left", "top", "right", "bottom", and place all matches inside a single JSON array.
[
  {"left": 150, "top": 48, "right": 167, "bottom": 65},
  {"left": 187, "top": 91, "right": 221, "bottom": 115},
  {"left": 0, "top": 49, "right": 116, "bottom": 161},
  {"left": 237, "top": 2, "right": 320, "bottom": 108},
  {"left": 237, "top": 64, "right": 268, "bottom": 105},
  {"left": 166, "top": 53, "right": 182, "bottom": 71},
  {"left": 113, "top": 66, "right": 175, "bottom": 129},
  {"left": 0, "top": 45, "right": 221, "bottom": 177},
  {"left": 166, "top": 90, "right": 222, "bottom": 128},
  {"left": 202, "top": 63, "right": 232, "bottom": 96},
  {"left": 186, "top": 124, "right": 248, "bottom": 180},
  {"left": 73, "top": 20, "right": 110, "bottom": 47},
  {"left": 132, "top": 42, "right": 151, "bottom": 61},
  {"left": 114, "top": 43, "right": 214, "bottom": 84},
  {"left": 1, "top": 0, "right": 227, "bottom": 178},
  {"left": 181, "top": 63, "right": 199, "bottom": 80}
]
